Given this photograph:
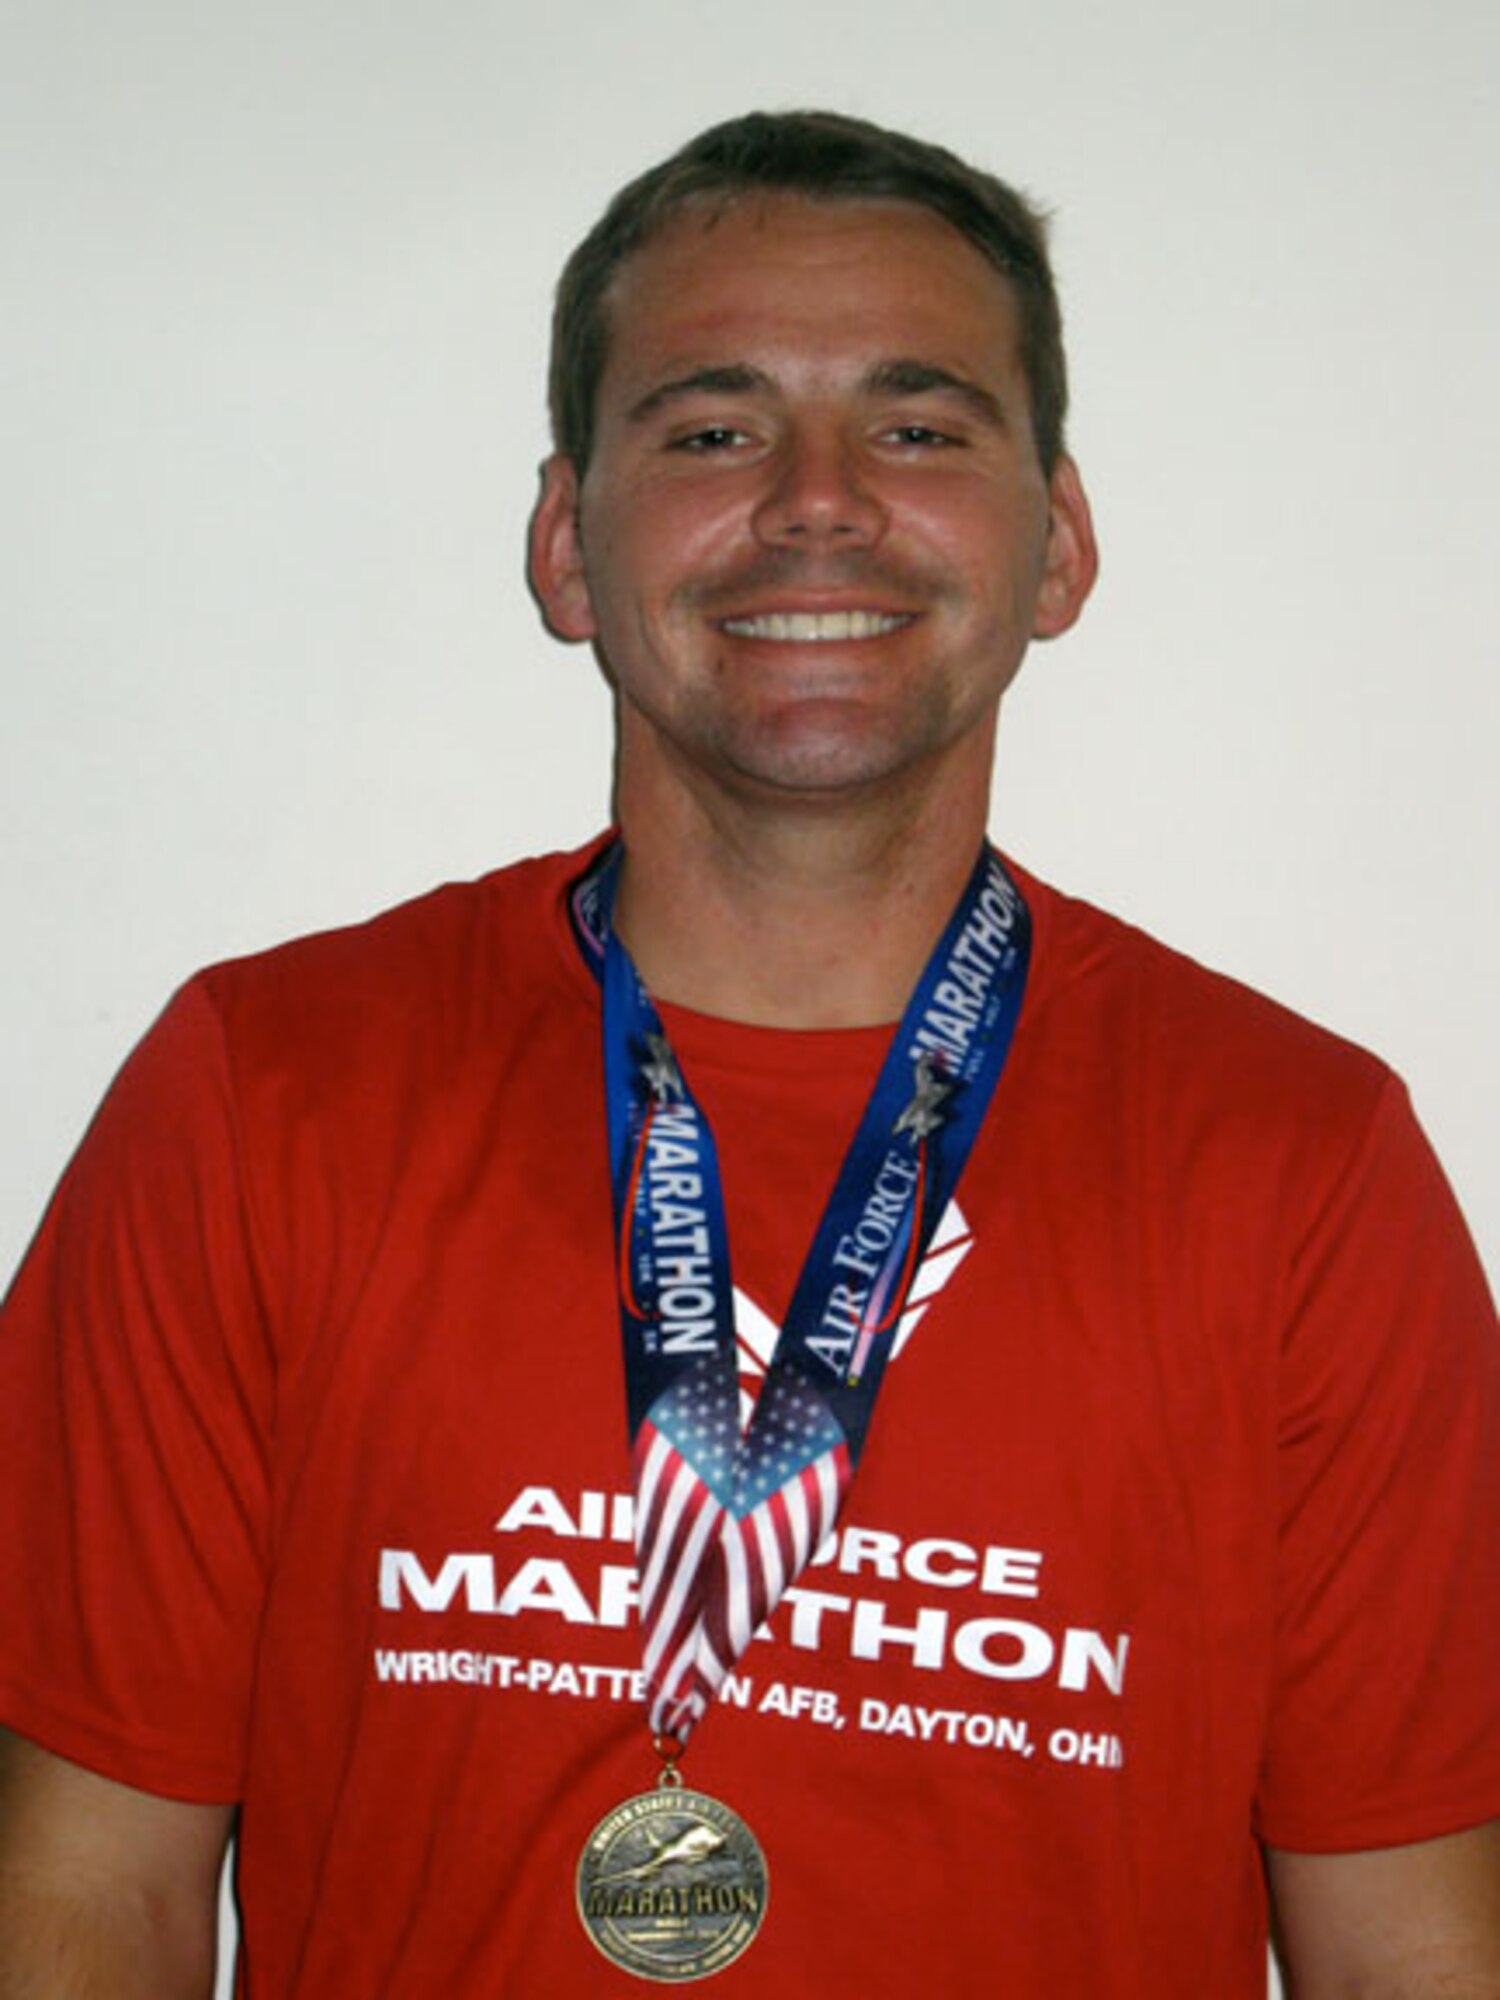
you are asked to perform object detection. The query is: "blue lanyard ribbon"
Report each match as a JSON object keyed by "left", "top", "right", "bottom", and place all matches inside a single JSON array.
[{"left": 573, "top": 842, "right": 1030, "bottom": 1744}]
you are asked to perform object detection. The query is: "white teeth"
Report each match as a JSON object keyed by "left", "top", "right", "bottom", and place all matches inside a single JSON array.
[{"left": 721, "top": 610, "right": 908, "bottom": 641}]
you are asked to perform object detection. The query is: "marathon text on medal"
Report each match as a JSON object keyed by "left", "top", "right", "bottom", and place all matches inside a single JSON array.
[{"left": 584, "top": 1882, "right": 762, "bottom": 1920}]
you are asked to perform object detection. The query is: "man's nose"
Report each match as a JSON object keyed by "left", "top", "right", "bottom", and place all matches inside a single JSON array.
[{"left": 751, "top": 430, "right": 886, "bottom": 549}]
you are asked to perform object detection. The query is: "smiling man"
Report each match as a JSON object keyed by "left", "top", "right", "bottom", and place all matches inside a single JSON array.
[
  {"left": 1, "top": 111, "right": 1497, "bottom": 1998},
  {"left": 529, "top": 192, "right": 1096, "bottom": 1036}
]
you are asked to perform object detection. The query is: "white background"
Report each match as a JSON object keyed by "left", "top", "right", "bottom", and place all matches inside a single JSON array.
[{"left": 2, "top": 3, "right": 1495, "bottom": 1992}]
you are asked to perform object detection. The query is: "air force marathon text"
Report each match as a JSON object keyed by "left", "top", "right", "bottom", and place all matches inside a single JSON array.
[{"left": 374, "top": 1483, "right": 1131, "bottom": 1767}]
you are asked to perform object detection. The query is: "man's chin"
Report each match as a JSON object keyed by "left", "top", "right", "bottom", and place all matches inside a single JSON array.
[{"left": 705, "top": 719, "right": 953, "bottom": 807}]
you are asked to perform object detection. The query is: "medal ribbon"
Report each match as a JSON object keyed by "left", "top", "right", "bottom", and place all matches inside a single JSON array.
[{"left": 573, "top": 842, "right": 1030, "bottom": 1746}]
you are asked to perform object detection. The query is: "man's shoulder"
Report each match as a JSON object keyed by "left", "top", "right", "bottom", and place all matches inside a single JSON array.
[
  {"left": 204, "top": 839, "right": 596, "bottom": 1001},
  {"left": 168, "top": 838, "right": 605, "bottom": 1083},
  {"left": 1013, "top": 858, "right": 1396, "bottom": 1123}
]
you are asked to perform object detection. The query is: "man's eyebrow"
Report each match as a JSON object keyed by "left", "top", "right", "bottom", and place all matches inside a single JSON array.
[
  {"left": 862, "top": 359, "right": 1007, "bottom": 428},
  {"left": 627, "top": 364, "right": 772, "bottom": 424},
  {"left": 624, "top": 358, "right": 1009, "bottom": 429}
]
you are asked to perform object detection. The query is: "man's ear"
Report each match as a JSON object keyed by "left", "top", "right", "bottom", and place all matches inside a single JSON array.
[
  {"left": 528, "top": 454, "right": 597, "bottom": 642},
  {"left": 1031, "top": 454, "right": 1099, "bottom": 641}
]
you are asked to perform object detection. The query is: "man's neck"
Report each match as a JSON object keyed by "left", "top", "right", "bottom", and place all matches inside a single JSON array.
[{"left": 612, "top": 773, "right": 991, "bottom": 1030}]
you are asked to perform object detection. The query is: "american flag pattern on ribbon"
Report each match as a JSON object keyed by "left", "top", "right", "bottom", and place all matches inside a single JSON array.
[{"left": 634, "top": 1360, "right": 853, "bottom": 1741}]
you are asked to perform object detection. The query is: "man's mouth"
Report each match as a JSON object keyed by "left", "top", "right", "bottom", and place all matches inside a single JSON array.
[{"left": 718, "top": 610, "right": 912, "bottom": 642}]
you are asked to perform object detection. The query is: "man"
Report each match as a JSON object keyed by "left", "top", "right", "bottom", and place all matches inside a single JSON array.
[{"left": 1, "top": 110, "right": 1496, "bottom": 1997}]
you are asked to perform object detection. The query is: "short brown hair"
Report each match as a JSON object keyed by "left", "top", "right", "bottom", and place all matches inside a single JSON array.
[{"left": 548, "top": 109, "right": 1070, "bottom": 476}]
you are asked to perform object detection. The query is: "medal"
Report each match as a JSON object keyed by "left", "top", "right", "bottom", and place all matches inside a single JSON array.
[
  {"left": 577, "top": 1760, "right": 768, "bottom": 1983},
  {"left": 572, "top": 841, "right": 1030, "bottom": 1974}
]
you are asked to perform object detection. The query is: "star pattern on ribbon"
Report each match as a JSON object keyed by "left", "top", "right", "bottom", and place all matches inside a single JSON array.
[
  {"left": 641, "top": 1033, "right": 686, "bottom": 1104},
  {"left": 893, "top": 1051, "right": 953, "bottom": 1140}
]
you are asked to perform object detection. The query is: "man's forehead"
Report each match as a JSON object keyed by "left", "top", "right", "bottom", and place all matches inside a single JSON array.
[{"left": 597, "top": 192, "right": 1023, "bottom": 382}]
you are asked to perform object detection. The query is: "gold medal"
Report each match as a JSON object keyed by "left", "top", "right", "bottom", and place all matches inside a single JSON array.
[{"left": 576, "top": 1775, "right": 768, "bottom": 1982}]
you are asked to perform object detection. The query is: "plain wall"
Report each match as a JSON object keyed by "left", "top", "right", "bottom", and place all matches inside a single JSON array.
[{"left": 3, "top": 4, "right": 1495, "bottom": 1993}]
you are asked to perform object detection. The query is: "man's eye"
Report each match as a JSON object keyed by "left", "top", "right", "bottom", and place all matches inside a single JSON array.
[
  {"left": 885, "top": 423, "right": 959, "bottom": 448},
  {"left": 672, "top": 426, "right": 750, "bottom": 452}
]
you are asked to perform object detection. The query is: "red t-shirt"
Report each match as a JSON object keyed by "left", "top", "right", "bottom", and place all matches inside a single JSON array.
[{"left": 2, "top": 842, "right": 1496, "bottom": 1996}]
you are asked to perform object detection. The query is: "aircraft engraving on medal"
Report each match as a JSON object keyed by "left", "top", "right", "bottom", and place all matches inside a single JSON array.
[{"left": 594, "top": 1818, "right": 727, "bottom": 1885}]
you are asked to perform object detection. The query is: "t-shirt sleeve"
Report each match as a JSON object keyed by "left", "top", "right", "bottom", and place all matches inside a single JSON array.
[
  {"left": 0, "top": 978, "right": 274, "bottom": 1802},
  {"left": 1255, "top": 1075, "right": 1500, "bottom": 1851}
]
